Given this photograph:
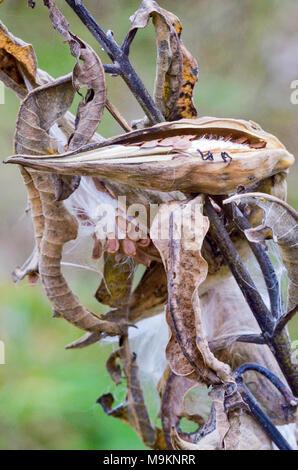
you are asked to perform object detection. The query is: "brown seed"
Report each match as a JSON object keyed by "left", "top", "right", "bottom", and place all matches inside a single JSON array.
[
  {"left": 92, "top": 239, "right": 103, "bottom": 259},
  {"left": 140, "top": 139, "right": 161, "bottom": 148},
  {"left": 92, "top": 177, "right": 107, "bottom": 192},
  {"left": 158, "top": 136, "right": 183, "bottom": 147},
  {"left": 224, "top": 133, "right": 233, "bottom": 141},
  {"left": 172, "top": 138, "right": 193, "bottom": 150},
  {"left": 106, "top": 237, "right": 120, "bottom": 254},
  {"left": 249, "top": 141, "right": 266, "bottom": 149},
  {"left": 137, "top": 236, "right": 151, "bottom": 248},
  {"left": 122, "top": 238, "right": 137, "bottom": 256},
  {"left": 171, "top": 154, "right": 189, "bottom": 160},
  {"left": 234, "top": 136, "right": 249, "bottom": 144}
]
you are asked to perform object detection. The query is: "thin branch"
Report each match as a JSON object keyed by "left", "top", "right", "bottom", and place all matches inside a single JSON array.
[
  {"left": 234, "top": 363, "right": 297, "bottom": 406},
  {"left": 236, "top": 380, "right": 292, "bottom": 450},
  {"left": 105, "top": 98, "right": 133, "bottom": 132},
  {"left": 274, "top": 304, "right": 298, "bottom": 336},
  {"left": 235, "top": 334, "right": 266, "bottom": 344},
  {"left": 209, "top": 334, "right": 266, "bottom": 351},
  {"left": 103, "top": 64, "right": 120, "bottom": 75},
  {"left": 64, "top": 0, "right": 164, "bottom": 124},
  {"left": 121, "top": 29, "right": 138, "bottom": 56}
]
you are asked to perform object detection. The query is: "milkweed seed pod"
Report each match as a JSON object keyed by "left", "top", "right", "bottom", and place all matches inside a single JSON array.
[{"left": 7, "top": 116, "right": 294, "bottom": 284}]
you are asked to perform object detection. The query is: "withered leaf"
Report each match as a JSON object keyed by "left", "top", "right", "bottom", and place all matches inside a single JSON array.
[
  {"left": 225, "top": 193, "right": 298, "bottom": 312},
  {"left": 169, "top": 43, "right": 198, "bottom": 120},
  {"left": 159, "top": 368, "right": 203, "bottom": 449},
  {"left": 44, "top": 0, "right": 107, "bottom": 200},
  {"left": 127, "top": 261, "right": 167, "bottom": 322},
  {"left": 150, "top": 196, "right": 232, "bottom": 384},
  {"left": 44, "top": 0, "right": 107, "bottom": 151},
  {"left": 14, "top": 78, "right": 122, "bottom": 337},
  {"left": 129, "top": 0, "right": 183, "bottom": 119},
  {"left": 100, "top": 335, "right": 166, "bottom": 449},
  {"left": 201, "top": 272, "right": 296, "bottom": 425},
  {"left": 11, "top": 244, "right": 39, "bottom": 284},
  {"left": 0, "top": 19, "right": 37, "bottom": 98},
  {"left": 106, "top": 349, "right": 122, "bottom": 386}
]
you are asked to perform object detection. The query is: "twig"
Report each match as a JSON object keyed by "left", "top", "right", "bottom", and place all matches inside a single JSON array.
[
  {"left": 274, "top": 304, "right": 298, "bottom": 336},
  {"left": 236, "top": 380, "right": 292, "bottom": 450},
  {"left": 105, "top": 98, "right": 133, "bottom": 132},
  {"left": 209, "top": 335, "right": 266, "bottom": 351},
  {"left": 64, "top": 0, "right": 164, "bottom": 124},
  {"left": 234, "top": 363, "right": 297, "bottom": 406},
  {"left": 234, "top": 363, "right": 297, "bottom": 450}
]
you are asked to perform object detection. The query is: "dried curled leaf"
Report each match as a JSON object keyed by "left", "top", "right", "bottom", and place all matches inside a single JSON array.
[
  {"left": 100, "top": 335, "right": 166, "bottom": 449},
  {"left": 129, "top": 0, "right": 198, "bottom": 121},
  {"left": 151, "top": 196, "right": 232, "bottom": 384},
  {"left": 8, "top": 117, "right": 294, "bottom": 196},
  {"left": 171, "top": 383, "right": 274, "bottom": 450},
  {"left": 129, "top": 0, "right": 183, "bottom": 119},
  {"left": 13, "top": 77, "right": 121, "bottom": 337},
  {"left": 159, "top": 368, "right": 203, "bottom": 449},
  {"left": 224, "top": 193, "right": 298, "bottom": 311},
  {"left": 44, "top": 0, "right": 107, "bottom": 200},
  {"left": 0, "top": 19, "right": 37, "bottom": 98}
]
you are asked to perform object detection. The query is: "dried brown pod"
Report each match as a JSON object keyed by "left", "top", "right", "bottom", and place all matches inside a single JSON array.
[{"left": 7, "top": 117, "right": 293, "bottom": 196}]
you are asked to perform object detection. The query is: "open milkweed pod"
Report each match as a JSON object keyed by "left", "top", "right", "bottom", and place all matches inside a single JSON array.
[{"left": 5, "top": 117, "right": 294, "bottom": 196}]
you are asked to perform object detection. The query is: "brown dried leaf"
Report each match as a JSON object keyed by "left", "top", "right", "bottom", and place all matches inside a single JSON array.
[
  {"left": 0, "top": 19, "right": 37, "bottom": 98},
  {"left": 44, "top": 0, "right": 106, "bottom": 151},
  {"left": 100, "top": 335, "right": 166, "bottom": 449},
  {"left": 224, "top": 410, "right": 273, "bottom": 450},
  {"left": 106, "top": 349, "right": 122, "bottom": 386},
  {"left": 15, "top": 75, "right": 75, "bottom": 156},
  {"left": 151, "top": 196, "right": 232, "bottom": 384},
  {"left": 225, "top": 193, "right": 298, "bottom": 311},
  {"left": 43, "top": 0, "right": 106, "bottom": 200},
  {"left": 97, "top": 393, "right": 130, "bottom": 426},
  {"left": 14, "top": 78, "right": 121, "bottom": 337},
  {"left": 127, "top": 262, "right": 167, "bottom": 322},
  {"left": 129, "top": 0, "right": 183, "bottom": 119},
  {"left": 11, "top": 244, "right": 39, "bottom": 284},
  {"left": 65, "top": 331, "right": 101, "bottom": 350},
  {"left": 159, "top": 368, "right": 203, "bottom": 449},
  {"left": 169, "top": 42, "right": 198, "bottom": 120}
]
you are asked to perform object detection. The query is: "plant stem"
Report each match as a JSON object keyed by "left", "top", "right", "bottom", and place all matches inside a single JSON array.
[
  {"left": 274, "top": 304, "right": 298, "bottom": 335},
  {"left": 234, "top": 363, "right": 297, "bottom": 406},
  {"left": 236, "top": 380, "right": 292, "bottom": 450},
  {"left": 64, "top": 0, "right": 164, "bottom": 124}
]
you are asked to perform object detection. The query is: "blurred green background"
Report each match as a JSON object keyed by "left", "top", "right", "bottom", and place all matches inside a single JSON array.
[{"left": 0, "top": 0, "right": 297, "bottom": 450}]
